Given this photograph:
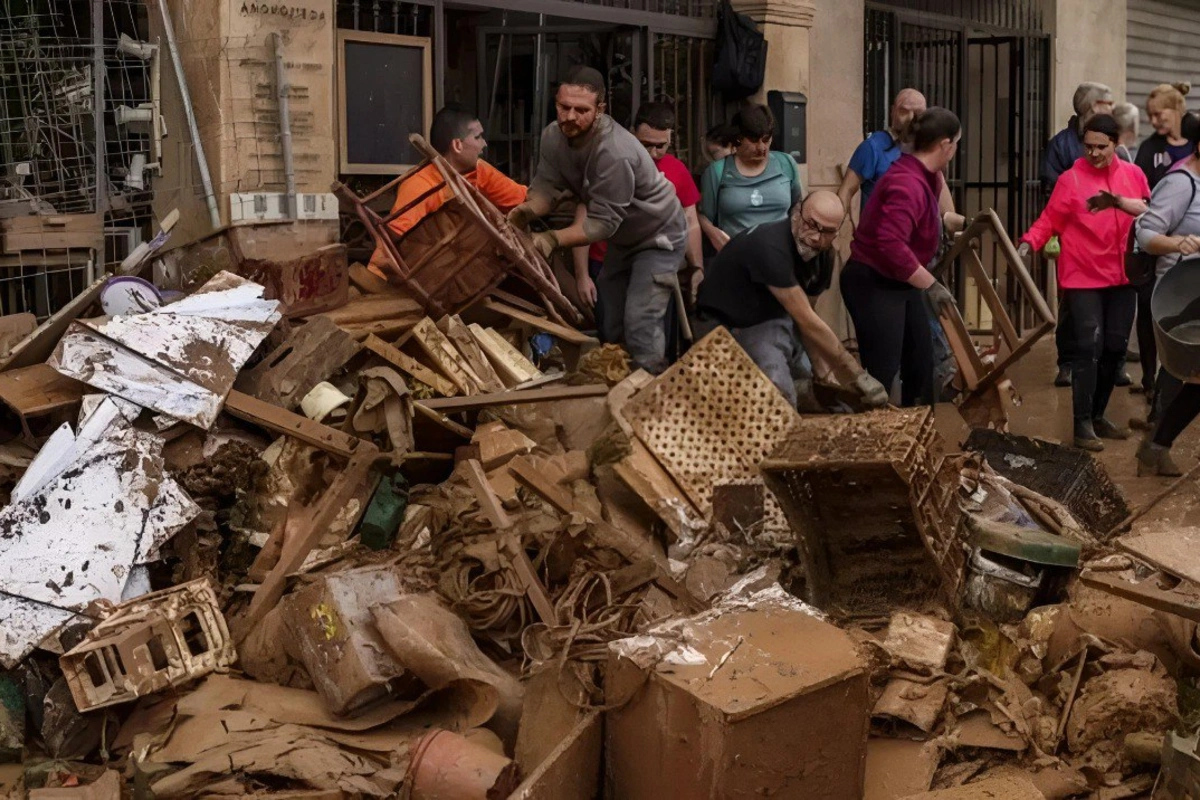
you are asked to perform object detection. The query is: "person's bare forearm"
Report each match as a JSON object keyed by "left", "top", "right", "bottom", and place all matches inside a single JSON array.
[
  {"left": 523, "top": 189, "right": 556, "bottom": 217},
  {"left": 684, "top": 206, "right": 704, "bottom": 269},
  {"left": 906, "top": 265, "right": 935, "bottom": 289},
  {"left": 797, "top": 317, "right": 862, "bottom": 385}
]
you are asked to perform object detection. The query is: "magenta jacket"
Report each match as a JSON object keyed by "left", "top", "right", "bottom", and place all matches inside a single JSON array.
[
  {"left": 850, "top": 153, "right": 943, "bottom": 282},
  {"left": 1021, "top": 157, "right": 1150, "bottom": 289}
]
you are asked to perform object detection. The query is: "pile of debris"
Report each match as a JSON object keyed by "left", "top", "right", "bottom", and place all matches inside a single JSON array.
[{"left": 1, "top": 156, "right": 1198, "bottom": 800}]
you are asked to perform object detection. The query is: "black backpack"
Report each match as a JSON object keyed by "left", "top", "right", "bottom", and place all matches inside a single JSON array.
[{"left": 712, "top": 0, "right": 767, "bottom": 99}]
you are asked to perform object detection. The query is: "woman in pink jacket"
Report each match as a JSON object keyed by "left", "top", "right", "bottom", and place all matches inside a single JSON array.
[{"left": 1019, "top": 114, "right": 1150, "bottom": 451}]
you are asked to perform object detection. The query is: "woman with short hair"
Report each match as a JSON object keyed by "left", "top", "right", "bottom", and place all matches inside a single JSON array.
[
  {"left": 1018, "top": 115, "right": 1150, "bottom": 450},
  {"left": 699, "top": 104, "right": 803, "bottom": 252}
]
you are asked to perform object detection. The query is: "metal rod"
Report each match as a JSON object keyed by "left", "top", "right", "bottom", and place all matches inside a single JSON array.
[
  {"left": 155, "top": 0, "right": 221, "bottom": 230},
  {"left": 91, "top": 0, "right": 107, "bottom": 214},
  {"left": 272, "top": 32, "right": 297, "bottom": 220}
]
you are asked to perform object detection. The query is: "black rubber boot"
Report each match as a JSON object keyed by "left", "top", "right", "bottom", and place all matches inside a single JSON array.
[
  {"left": 1073, "top": 419, "right": 1104, "bottom": 452},
  {"left": 1137, "top": 438, "right": 1183, "bottom": 477}
]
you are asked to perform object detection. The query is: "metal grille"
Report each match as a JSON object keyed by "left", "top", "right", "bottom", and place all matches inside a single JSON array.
[
  {"left": 335, "top": 1, "right": 432, "bottom": 35},
  {"left": 861, "top": 6, "right": 1051, "bottom": 331},
  {"left": 650, "top": 33, "right": 716, "bottom": 174},
  {"left": 870, "top": 0, "right": 1043, "bottom": 31}
]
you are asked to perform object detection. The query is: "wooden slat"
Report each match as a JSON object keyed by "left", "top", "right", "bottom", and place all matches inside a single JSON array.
[
  {"left": 418, "top": 384, "right": 608, "bottom": 413},
  {"left": 224, "top": 390, "right": 365, "bottom": 458},
  {"left": 409, "top": 317, "right": 482, "bottom": 395},
  {"left": 469, "top": 323, "right": 541, "bottom": 384},
  {"left": 480, "top": 298, "right": 597, "bottom": 346},
  {"left": 361, "top": 333, "right": 458, "bottom": 397}
]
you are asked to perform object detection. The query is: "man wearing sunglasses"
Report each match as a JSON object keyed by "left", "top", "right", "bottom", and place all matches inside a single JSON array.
[{"left": 696, "top": 191, "right": 888, "bottom": 409}]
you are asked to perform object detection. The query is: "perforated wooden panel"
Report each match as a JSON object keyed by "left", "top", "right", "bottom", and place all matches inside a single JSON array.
[{"left": 621, "top": 327, "right": 803, "bottom": 517}]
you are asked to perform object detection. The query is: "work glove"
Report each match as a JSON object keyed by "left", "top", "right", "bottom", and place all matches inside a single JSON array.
[
  {"left": 507, "top": 204, "right": 537, "bottom": 232},
  {"left": 851, "top": 372, "right": 889, "bottom": 408},
  {"left": 1086, "top": 190, "right": 1120, "bottom": 213},
  {"left": 1016, "top": 241, "right": 1033, "bottom": 260},
  {"left": 531, "top": 230, "right": 559, "bottom": 260},
  {"left": 926, "top": 281, "right": 956, "bottom": 314}
]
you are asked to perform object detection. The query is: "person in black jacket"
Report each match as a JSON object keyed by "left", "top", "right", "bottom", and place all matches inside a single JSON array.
[
  {"left": 1041, "top": 82, "right": 1114, "bottom": 388},
  {"left": 1130, "top": 82, "right": 1200, "bottom": 425}
]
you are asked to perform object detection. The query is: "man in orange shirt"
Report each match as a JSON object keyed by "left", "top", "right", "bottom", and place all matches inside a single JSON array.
[{"left": 368, "top": 104, "right": 527, "bottom": 279}]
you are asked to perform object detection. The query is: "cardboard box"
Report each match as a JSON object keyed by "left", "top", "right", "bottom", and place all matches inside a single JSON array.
[{"left": 605, "top": 588, "right": 869, "bottom": 799}]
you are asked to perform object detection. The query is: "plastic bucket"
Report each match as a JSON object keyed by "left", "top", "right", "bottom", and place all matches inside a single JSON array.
[{"left": 1152, "top": 259, "right": 1200, "bottom": 383}]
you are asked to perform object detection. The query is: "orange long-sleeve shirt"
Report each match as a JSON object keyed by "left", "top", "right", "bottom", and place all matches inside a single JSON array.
[{"left": 368, "top": 160, "right": 527, "bottom": 277}]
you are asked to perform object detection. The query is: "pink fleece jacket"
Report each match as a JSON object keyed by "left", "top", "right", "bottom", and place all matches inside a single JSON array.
[{"left": 1021, "top": 156, "right": 1150, "bottom": 289}]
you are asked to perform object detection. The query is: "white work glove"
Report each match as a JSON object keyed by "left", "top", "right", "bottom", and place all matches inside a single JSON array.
[
  {"left": 530, "top": 230, "right": 559, "bottom": 259},
  {"left": 1016, "top": 242, "right": 1032, "bottom": 261},
  {"left": 926, "top": 281, "right": 956, "bottom": 314},
  {"left": 852, "top": 372, "right": 889, "bottom": 408},
  {"left": 507, "top": 203, "right": 537, "bottom": 232}
]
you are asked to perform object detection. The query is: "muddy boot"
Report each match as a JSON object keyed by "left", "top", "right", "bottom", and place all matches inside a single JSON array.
[
  {"left": 1137, "top": 439, "right": 1183, "bottom": 477},
  {"left": 1115, "top": 370, "right": 1133, "bottom": 387},
  {"left": 1093, "top": 417, "right": 1131, "bottom": 440},
  {"left": 1073, "top": 419, "right": 1104, "bottom": 452},
  {"left": 1054, "top": 365, "right": 1072, "bottom": 387},
  {"left": 1129, "top": 415, "right": 1154, "bottom": 431}
]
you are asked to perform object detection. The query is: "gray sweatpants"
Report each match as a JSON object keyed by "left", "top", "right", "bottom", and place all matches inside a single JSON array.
[
  {"left": 597, "top": 233, "right": 687, "bottom": 374},
  {"left": 694, "top": 316, "right": 813, "bottom": 407}
]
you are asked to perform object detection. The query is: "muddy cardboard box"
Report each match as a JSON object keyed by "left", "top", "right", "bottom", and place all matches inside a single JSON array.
[{"left": 604, "top": 588, "right": 869, "bottom": 799}]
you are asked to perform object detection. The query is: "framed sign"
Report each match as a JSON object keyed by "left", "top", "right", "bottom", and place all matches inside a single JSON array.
[{"left": 337, "top": 30, "right": 432, "bottom": 174}]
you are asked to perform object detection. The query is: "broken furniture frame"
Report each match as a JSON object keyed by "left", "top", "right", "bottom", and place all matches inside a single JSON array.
[
  {"left": 333, "top": 134, "right": 581, "bottom": 326},
  {"left": 932, "top": 209, "right": 1056, "bottom": 430}
]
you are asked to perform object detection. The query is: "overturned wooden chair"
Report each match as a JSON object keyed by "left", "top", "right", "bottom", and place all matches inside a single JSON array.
[
  {"left": 334, "top": 134, "right": 581, "bottom": 326},
  {"left": 932, "top": 209, "right": 1056, "bottom": 431}
]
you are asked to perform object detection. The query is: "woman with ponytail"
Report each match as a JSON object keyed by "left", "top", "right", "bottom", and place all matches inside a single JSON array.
[{"left": 842, "top": 107, "right": 960, "bottom": 407}]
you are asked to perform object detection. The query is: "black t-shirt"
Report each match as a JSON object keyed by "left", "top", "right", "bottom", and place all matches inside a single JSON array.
[{"left": 697, "top": 218, "right": 833, "bottom": 329}]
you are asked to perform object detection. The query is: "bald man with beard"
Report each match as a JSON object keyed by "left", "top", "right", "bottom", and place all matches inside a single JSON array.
[{"left": 696, "top": 191, "right": 888, "bottom": 409}]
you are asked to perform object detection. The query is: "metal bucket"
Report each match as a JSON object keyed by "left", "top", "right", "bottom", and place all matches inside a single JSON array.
[{"left": 1152, "top": 259, "right": 1200, "bottom": 382}]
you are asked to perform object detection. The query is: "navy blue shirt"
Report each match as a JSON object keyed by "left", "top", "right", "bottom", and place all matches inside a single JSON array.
[{"left": 848, "top": 130, "right": 903, "bottom": 210}]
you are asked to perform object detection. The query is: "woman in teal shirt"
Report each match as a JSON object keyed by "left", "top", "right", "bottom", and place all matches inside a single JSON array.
[{"left": 699, "top": 104, "right": 803, "bottom": 251}]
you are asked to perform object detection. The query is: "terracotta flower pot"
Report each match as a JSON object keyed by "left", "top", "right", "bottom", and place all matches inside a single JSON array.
[{"left": 409, "top": 729, "right": 521, "bottom": 800}]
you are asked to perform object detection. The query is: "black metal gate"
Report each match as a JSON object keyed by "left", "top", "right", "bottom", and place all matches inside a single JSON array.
[{"left": 864, "top": 3, "right": 1050, "bottom": 332}]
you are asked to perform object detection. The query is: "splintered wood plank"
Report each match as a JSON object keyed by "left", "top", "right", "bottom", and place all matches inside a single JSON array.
[
  {"left": 480, "top": 298, "right": 597, "bottom": 346},
  {"left": 439, "top": 315, "right": 506, "bottom": 391},
  {"left": 1118, "top": 526, "right": 1200, "bottom": 586},
  {"left": 224, "top": 390, "right": 365, "bottom": 459},
  {"left": 361, "top": 334, "right": 459, "bottom": 397},
  {"left": 468, "top": 323, "right": 541, "bottom": 384},
  {"left": 409, "top": 317, "right": 482, "bottom": 395}
]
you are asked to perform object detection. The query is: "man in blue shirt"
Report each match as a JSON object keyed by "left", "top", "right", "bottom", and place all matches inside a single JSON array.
[{"left": 837, "top": 88, "right": 927, "bottom": 213}]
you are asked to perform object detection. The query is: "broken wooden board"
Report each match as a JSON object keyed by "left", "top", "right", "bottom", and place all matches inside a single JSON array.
[
  {"left": 319, "top": 292, "right": 425, "bottom": 338},
  {"left": 418, "top": 384, "right": 608, "bottom": 413},
  {"left": 236, "top": 316, "right": 362, "bottom": 410},
  {"left": 409, "top": 317, "right": 483, "bottom": 395},
  {"left": 0, "top": 313, "right": 35, "bottom": 361},
  {"left": 361, "top": 334, "right": 458, "bottom": 397},
  {"left": 49, "top": 272, "right": 281, "bottom": 429},
  {"left": 509, "top": 712, "right": 601, "bottom": 800},
  {"left": 0, "top": 363, "right": 89, "bottom": 439},
  {"left": 439, "top": 315, "right": 506, "bottom": 391},
  {"left": 480, "top": 298, "right": 597, "bottom": 347},
  {"left": 1080, "top": 571, "right": 1200, "bottom": 624},
  {"left": 469, "top": 323, "right": 541, "bottom": 384},
  {"left": 1118, "top": 526, "right": 1200, "bottom": 586},
  {"left": 225, "top": 390, "right": 366, "bottom": 459}
]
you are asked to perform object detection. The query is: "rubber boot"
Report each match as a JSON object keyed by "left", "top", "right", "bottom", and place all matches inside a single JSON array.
[
  {"left": 1093, "top": 417, "right": 1131, "bottom": 440},
  {"left": 1137, "top": 438, "right": 1183, "bottom": 477},
  {"left": 1073, "top": 419, "right": 1104, "bottom": 452}
]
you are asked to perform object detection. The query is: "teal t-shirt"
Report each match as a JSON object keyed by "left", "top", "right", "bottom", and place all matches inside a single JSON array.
[{"left": 700, "top": 151, "right": 802, "bottom": 238}]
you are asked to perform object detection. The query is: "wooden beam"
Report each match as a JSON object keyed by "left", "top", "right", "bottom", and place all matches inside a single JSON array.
[
  {"left": 418, "top": 383, "right": 608, "bottom": 413},
  {"left": 1080, "top": 571, "right": 1200, "bottom": 624},
  {"left": 224, "top": 390, "right": 365, "bottom": 458},
  {"left": 463, "top": 458, "right": 557, "bottom": 624},
  {"left": 480, "top": 298, "right": 597, "bottom": 346},
  {"left": 361, "top": 333, "right": 459, "bottom": 397}
]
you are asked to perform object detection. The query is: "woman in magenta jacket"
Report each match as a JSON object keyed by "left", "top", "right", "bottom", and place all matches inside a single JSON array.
[
  {"left": 842, "top": 107, "right": 960, "bottom": 407},
  {"left": 1018, "top": 114, "right": 1150, "bottom": 451}
]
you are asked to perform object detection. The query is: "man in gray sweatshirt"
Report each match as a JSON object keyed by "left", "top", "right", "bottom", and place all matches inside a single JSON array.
[{"left": 507, "top": 65, "right": 688, "bottom": 374}]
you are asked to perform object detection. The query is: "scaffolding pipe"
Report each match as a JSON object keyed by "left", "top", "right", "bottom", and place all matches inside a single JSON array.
[
  {"left": 272, "top": 32, "right": 297, "bottom": 219},
  {"left": 155, "top": 0, "right": 221, "bottom": 230}
]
